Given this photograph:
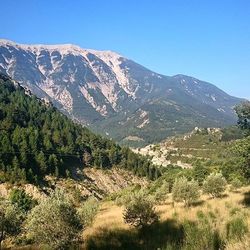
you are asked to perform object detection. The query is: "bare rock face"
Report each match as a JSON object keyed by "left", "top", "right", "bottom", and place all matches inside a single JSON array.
[
  {"left": 0, "top": 168, "right": 148, "bottom": 201},
  {"left": 0, "top": 39, "right": 243, "bottom": 146}
]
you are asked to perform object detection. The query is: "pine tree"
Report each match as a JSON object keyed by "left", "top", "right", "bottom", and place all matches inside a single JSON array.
[{"left": 36, "top": 151, "right": 47, "bottom": 174}]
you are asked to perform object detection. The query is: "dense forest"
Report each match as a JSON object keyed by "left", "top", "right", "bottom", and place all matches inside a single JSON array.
[{"left": 0, "top": 74, "right": 160, "bottom": 184}]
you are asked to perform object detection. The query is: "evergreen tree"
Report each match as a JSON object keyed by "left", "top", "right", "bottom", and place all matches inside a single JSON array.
[{"left": 36, "top": 151, "right": 47, "bottom": 174}]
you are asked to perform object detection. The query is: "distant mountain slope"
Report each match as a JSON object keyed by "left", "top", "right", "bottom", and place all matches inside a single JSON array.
[
  {"left": 134, "top": 126, "right": 244, "bottom": 168},
  {"left": 0, "top": 39, "right": 244, "bottom": 146}
]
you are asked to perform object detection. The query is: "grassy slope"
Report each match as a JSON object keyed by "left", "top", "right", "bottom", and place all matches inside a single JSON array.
[{"left": 83, "top": 186, "right": 250, "bottom": 250}]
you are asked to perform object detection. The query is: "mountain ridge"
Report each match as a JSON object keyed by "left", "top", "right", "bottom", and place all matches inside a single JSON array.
[{"left": 0, "top": 39, "right": 244, "bottom": 146}]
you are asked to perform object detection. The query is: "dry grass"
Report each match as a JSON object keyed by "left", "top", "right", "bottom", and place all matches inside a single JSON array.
[
  {"left": 84, "top": 202, "right": 129, "bottom": 239},
  {"left": 225, "top": 236, "right": 250, "bottom": 250},
  {"left": 158, "top": 186, "right": 249, "bottom": 220},
  {"left": 83, "top": 186, "right": 250, "bottom": 249}
]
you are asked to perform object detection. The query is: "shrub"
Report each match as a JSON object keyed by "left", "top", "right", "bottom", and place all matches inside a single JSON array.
[
  {"left": 183, "top": 211, "right": 223, "bottom": 250},
  {"left": 0, "top": 200, "right": 24, "bottom": 249},
  {"left": 9, "top": 188, "right": 36, "bottom": 212},
  {"left": 230, "top": 178, "right": 243, "bottom": 191},
  {"left": 153, "top": 181, "right": 170, "bottom": 204},
  {"left": 123, "top": 191, "right": 158, "bottom": 228},
  {"left": 183, "top": 220, "right": 213, "bottom": 250},
  {"left": 115, "top": 191, "right": 134, "bottom": 206},
  {"left": 192, "top": 164, "right": 210, "bottom": 185},
  {"left": 226, "top": 216, "right": 248, "bottom": 240},
  {"left": 172, "top": 177, "right": 200, "bottom": 207},
  {"left": 115, "top": 185, "right": 144, "bottom": 206},
  {"left": 203, "top": 173, "right": 227, "bottom": 198},
  {"left": 25, "top": 189, "right": 81, "bottom": 249},
  {"left": 78, "top": 196, "right": 99, "bottom": 227}
]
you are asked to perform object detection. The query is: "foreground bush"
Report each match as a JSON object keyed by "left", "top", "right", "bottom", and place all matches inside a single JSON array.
[
  {"left": 25, "top": 189, "right": 82, "bottom": 249},
  {"left": 203, "top": 173, "right": 227, "bottom": 198},
  {"left": 123, "top": 192, "right": 158, "bottom": 228},
  {"left": 182, "top": 210, "right": 223, "bottom": 250},
  {"left": 172, "top": 177, "right": 200, "bottom": 207},
  {"left": 78, "top": 196, "right": 99, "bottom": 227},
  {"left": 0, "top": 200, "right": 23, "bottom": 249},
  {"left": 226, "top": 215, "right": 248, "bottom": 240}
]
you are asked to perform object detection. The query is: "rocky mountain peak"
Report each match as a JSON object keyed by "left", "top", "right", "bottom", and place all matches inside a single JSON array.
[{"left": 0, "top": 39, "right": 244, "bottom": 146}]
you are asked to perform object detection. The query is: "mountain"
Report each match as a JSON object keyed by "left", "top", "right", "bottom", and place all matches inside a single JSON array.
[
  {"left": 0, "top": 74, "right": 159, "bottom": 184},
  {"left": 0, "top": 39, "right": 244, "bottom": 146}
]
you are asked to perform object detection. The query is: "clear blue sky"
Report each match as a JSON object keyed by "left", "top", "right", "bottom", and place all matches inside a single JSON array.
[{"left": 1, "top": 0, "right": 250, "bottom": 99}]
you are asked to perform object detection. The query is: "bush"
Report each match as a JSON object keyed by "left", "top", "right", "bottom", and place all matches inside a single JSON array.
[
  {"left": 25, "top": 189, "right": 81, "bottom": 249},
  {"left": 192, "top": 164, "right": 210, "bottom": 185},
  {"left": 115, "top": 191, "right": 134, "bottom": 206},
  {"left": 78, "top": 196, "right": 99, "bottom": 227},
  {"left": 153, "top": 181, "right": 170, "bottom": 204},
  {"left": 226, "top": 216, "right": 248, "bottom": 240},
  {"left": 183, "top": 211, "right": 223, "bottom": 250},
  {"left": 230, "top": 178, "right": 243, "bottom": 191},
  {"left": 115, "top": 185, "right": 144, "bottom": 206},
  {"left": 172, "top": 177, "right": 200, "bottom": 207},
  {"left": 0, "top": 200, "right": 24, "bottom": 249},
  {"left": 9, "top": 188, "right": 36, "bottom": 212},
  {"left": 183, "top": 221, "right": 214, "bottom": 250},
  {"left": 123, "top": 191, "right": 158, "bottom": 228},
  {"left": 203, "top": 173, "right": 227, "bottom": 198}
]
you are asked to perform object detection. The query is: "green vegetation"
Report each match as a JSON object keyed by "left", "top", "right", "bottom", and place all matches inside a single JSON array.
[
  {"left": 153, "top": 181, "right": 170, "bottom": 204},
  {"left": 0, "top": 74, "right": 160, "bottom": 184},
  {"left": 85, "top": 187, "right": 250, "bottom": 250},
  {"left": 226, "top": 214, "right": 248, "bottom": 241},
  {"left": 230, "top": 177, "right": 243, "bottom": 191},
  {"left": 182, "top": 211, "right": 221, "bottom": 250},
  {"left": 0, "top": 200, "right": 23, "bottom": 249},
  {"left": 230, "top": 136, "right": 250, "bottom": 180},
  {"left": 0, "top": 188, "right": 102, "bottom": 249},
  {"left": 25, "top": 189, "right": 82, "bottom": 249},
  {"left": 9, "top": 188, "right": 36, "bottom": 212},
  {"left": 123, "top": 191, "right": 158, "bottom": 228},
  {"left": 203, "top": 173, "right": 227, "bottom": 198},
  {"left": 235, "top": 101, "right": 250, "bottom": 135},
  {"left": 78, "top": 196, "right": 99, "bottom": 227},
  {"left": 0, "top": 75, "right": 250, "bottom": 249},
  {"left": 172, "top": 177, "right": 200, "bottom": 206}
]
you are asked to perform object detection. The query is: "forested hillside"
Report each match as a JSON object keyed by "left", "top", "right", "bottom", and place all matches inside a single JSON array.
[{"left": 0, "top": 74, "right": 160, "bottom": 184}]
